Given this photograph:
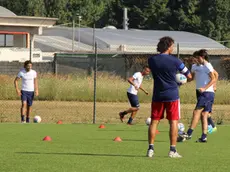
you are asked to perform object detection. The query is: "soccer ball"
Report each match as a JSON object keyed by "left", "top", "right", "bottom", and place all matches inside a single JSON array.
[
  {"left": 208, "top": 125, "right": 213, "bottom": 134},
  {"left": 33, "top": 116, "right": 41, "bottom": 123},
  {"left": 178, "top": 123, "right": 185, "bottom": 134},
  {"left": 176, "top": 73, "right": 187, "bottom": 85},
  {"left": 145, "top": 117, "right": 151, "bottom": 126}
]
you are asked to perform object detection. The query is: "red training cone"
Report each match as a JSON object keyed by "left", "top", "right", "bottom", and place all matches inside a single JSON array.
[
  {"left": 99, "top": 124, "right": 105, "bottom": 129},
  {"left": 57, "top": 120, "right": 63, "bottom": 124},
  {"left": 43, "top": 136, "right": 52, "bottom": 141},
  {"left": 114, "top": 136, "right": 122, "bottom": 142}
]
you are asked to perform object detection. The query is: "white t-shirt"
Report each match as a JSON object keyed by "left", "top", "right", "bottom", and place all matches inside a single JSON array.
[
  {"left": 191, "top": 62, "right": 214, "bottom": 92},
  {"left": 127, "top": 72, "right": 143, "bottom": 95},
  {"left": 17, "top": 69, "right": 37, "bottom": 92}
]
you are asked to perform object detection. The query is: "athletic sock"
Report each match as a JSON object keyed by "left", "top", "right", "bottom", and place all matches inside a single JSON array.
[
  {"left": 21, "top": 115, "right": 25, "bottom": 122},
  {"left": 127, "top": 117, "right": 133, "bottom": 124},
  {"left": 187, "top": 128, "right": 194, "bottom": 136},
  {"left": 26, "top": 117, "right": 30, "bottom": 123},
  {"left": 149, "top": 144, "right": 154, "bottom": 150},
  {"left": 170, "top": 145, "right": 176, "bottom": 153},
  {"left": 201, "top": 133, "right": 207, "bottom": 140},
  {"left": 208, "top": 117, "right": 215, "bottom": 128}
]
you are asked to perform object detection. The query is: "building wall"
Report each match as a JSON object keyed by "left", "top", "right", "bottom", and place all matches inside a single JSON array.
[{"left": 0, "top": 48, "right": 42, "bottom": 62}]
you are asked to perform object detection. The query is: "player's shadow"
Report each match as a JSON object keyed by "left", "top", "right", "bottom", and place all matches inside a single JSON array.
[
  {"left": 88, "top": 138, "right": 166, "bottom": 143},
  {"left": 16, "top": 152, "right": 145, "bottom": 158},
  {"left": 122, "top": 139, "right": 166, "bottom": 143},
  {"left": 97, "top": 129, "right": 142, "bottom": 132}
]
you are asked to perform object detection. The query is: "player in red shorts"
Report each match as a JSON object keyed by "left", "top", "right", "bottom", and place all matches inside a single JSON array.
[{"left": 147, "top": 37, "right": 192, "bottom": 158}]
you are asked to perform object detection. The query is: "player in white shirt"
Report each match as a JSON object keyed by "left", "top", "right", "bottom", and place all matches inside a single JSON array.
[
  {"left": 14, "top": 60, "right": 39, "bottom": 123},
  {"left": 119, "top": 66, "right": 150, "bottom": 125},
  {"left": 181, "top": 50, "right": 217, "bottom": 142}
]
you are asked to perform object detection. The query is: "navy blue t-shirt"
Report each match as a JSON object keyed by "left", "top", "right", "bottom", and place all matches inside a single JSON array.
[{"left": 148, "top": 54, "right": 189, "bottom": 102}]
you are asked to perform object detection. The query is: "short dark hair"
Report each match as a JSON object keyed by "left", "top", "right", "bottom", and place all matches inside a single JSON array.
[
  {"left": 143, "top": 65, "right": 149, "bottom": 70},
  {"left": 24, "top": 60, "right": 32, "bottom": 67},
  {"left": 193, "top": 51, "right": 198, "bottom": 57},
  {"left": 196, "top": 49, "right": 209, "bottom": 61},
  {"left": 157, "top": 36, "right": 174, "bottom": 53}
]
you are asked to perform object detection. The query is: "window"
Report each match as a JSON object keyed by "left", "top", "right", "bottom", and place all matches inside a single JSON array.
[{"left": 0, "top": 34, "right": 13, "bottom": 47}]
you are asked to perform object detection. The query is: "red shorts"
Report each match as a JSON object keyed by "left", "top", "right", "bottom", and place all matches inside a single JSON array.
[{"left": 151, "top": 100, "right": 180, "bottom": 120}]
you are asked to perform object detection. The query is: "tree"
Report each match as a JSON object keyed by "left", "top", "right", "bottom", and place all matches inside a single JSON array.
[
  {"left": 99, "top": 0, "right": 123, "bottom": 28},
  {"left": 166, "top": 0, "right": 201, "bottom": 31},
  {"left": 0, "top": 0, "right": 29, "bottom": 15},
  {"left": 27, "top": 0, "right": 46, "bottom": 16},
  {"left": 43, "top": 0, "right": 67, "bottom": 24},
  {"left": 199, "top": 0, "right": 230, "bottom": 42},
  {"left": 144, "top": 0, "right": 171, "bottom": 30}
]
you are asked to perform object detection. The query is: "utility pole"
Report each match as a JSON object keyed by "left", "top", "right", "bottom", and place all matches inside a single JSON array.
[
  {"left": 78, "top": 15, "right": 82, "bottom": 51},
  {"left": 123, "top": 8, "right": 129, "bottom": 30},
  {"left": 72, "top": 16, "right": 75, "bottom": 52}
]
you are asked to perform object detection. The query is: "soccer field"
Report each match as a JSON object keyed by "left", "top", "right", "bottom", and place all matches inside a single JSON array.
[
  {"left": 1, "top": 101, "right": 230, "bottom": 124},
  {"left": 0, "top": 123, "right": 229, "bottom": 172}
]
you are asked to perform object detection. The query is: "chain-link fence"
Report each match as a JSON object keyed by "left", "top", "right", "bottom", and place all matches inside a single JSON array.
[{"left": 1, "top": 32, "right": 230, "bottom": 124}]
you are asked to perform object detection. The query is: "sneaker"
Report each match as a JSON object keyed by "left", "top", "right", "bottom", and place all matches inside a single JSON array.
[
  {"left": 177, "top": 135, "right": 186, "bottom": 142},
  {"left": 168, "top": 151, "right": 182, "bottom": 158},
  {"left": 212, "top": 127, "right": 217, "bottom": 132},
  {"left": 196, "top": 138, "right": 207, "bottom": 143},
  {"left": 147, "top": 149, "right": 154, "bottom": 158},
  {"left": 178, "top": 132, "right": 191, "bottom": 141},
  {"left": 119, "top": 112, "right": 124, "bottom": 122},
  {"left": 186, "top": 135, "right": 192, "bottom": 140},
  {"left": 21, "top": 121, "right": 26, "bottom": 124}
]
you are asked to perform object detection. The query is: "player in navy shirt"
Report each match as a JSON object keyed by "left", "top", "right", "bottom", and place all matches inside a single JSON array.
[{"left": 147, "top": 37, "right": 192, "bottom": 158}]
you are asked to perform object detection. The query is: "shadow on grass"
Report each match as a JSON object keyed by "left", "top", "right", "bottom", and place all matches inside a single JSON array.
[
  {"left": 97, "top": 129, "right": 144, "bottom": 132},
  {"left": 88, "top": 138, "right": 166, "bottom": 143},
  {"left": 15, "top": 152, "right": 146, "bottom": 158},
  {"left": 122, "top": 139, "right": 166, "bottom": 143},
  {"left": 97, "top": 129, "right": 168, "bottom": 133}
]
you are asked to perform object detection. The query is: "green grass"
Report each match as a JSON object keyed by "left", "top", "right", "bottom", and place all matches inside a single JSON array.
[
  {"left": 0, "top": 123, "right": 229, "bottom": 172},
  {"left": 0, "top": 73, "right": 230, "bottom": 104}
]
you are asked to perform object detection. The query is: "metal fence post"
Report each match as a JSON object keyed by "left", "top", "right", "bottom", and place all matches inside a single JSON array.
[
  {"left": 124, "top": 55, "right": 129, "bottom": 80},
  {"left": 93, "top": 42, "right": 97, "bottom": 124},
  {"left": 54, "top": 53, "right": 57, "bottom": 76},
  {"left": 72, "top": 18, "right": 75, "bottom": 52},
  {"left": 29, "top": 38, "right": 32, "bottom": 61},
  {"left": 177, "top": 43, "right": 180, "bottom": 59}
]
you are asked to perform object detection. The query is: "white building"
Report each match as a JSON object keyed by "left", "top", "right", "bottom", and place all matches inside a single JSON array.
[{"left": 0, "top": 6, "right": 57, "bottom": 62}]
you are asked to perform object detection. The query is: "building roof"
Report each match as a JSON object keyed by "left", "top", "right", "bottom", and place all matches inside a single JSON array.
[
  {"left": 37, "top": 26, "right": 228, "bottom": 54},
  {"left": 0, "top": 6, "right": 58, "bottom": 35},
  {"left": 35, "top": 36, "right": 94, "bottom": 52},
  {"left": 0, "top": 6, "right": 16, "bottom": 17},
  {"left": 0, "top": 16, "right": 58, "bottom": 27}
]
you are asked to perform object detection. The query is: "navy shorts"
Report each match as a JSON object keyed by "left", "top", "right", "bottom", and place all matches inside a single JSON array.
[
  {"left": 127, "top": 92, "right": 140, "bottom": 108},
  {"left": 21, "top": 90, "right": 34, "bottom": 106},
  {"left": 195, "top": 90, "right": 214, "bottom": 112}
]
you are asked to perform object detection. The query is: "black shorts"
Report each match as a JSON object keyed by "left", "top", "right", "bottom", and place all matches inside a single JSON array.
[
  {"left": 127, "top": 92, "right": 140, "bottom": 108},
  {"left": 195, "top": 90, "right": 214, "bottom": 112},
  {"left": 21, "top": 90, "right": 34, "bottom": 106}
]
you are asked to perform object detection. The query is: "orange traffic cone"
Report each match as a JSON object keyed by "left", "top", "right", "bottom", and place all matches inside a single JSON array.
[
  {"left": 57, "top": 120, "right": 63, "bottom": 124},
  {"left": 99, "top": 124, "right": 105, "bottom": 129},
  {"left": 43, "top": 136, "right": 52, "bottom": 141},
  {"left": 114, "top": 136, "right": 122, "bottom": 142}
]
